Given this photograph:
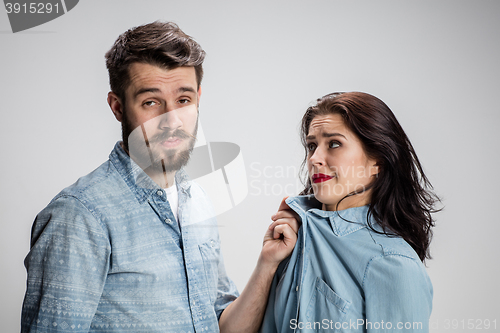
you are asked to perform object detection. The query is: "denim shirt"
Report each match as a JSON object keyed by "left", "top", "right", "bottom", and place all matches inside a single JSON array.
[
  {"left": 21, "top": 142, "right": 239, "bottom": 332},
  {"left": 260, "top": 195, "right": 433, "bottom": 333}
]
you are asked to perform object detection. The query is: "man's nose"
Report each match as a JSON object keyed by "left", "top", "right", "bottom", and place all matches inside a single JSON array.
[{"left": 158, "top": 107, "right": 182, "bottom": 131}]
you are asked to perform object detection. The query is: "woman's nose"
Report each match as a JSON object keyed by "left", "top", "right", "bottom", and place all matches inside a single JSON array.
[{"left": 309, "top": 147, "right": 326, "bottom": 167}]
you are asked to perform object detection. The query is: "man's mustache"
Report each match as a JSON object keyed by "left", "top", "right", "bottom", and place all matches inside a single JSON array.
[{"left": 146, "top": 128, "right": 195, "bottom": 146}]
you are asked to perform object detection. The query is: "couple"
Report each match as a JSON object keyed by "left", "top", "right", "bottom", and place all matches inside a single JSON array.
[{"left": 21, "top": 22, "right": 438, "bottom": 332}]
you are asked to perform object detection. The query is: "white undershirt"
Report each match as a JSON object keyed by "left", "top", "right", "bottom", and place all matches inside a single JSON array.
[{"left": 164, "top": 180, "right": 179, "bottom": 222}]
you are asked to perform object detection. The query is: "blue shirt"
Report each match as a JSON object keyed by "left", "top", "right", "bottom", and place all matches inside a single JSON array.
[
  {"left": 260, "top": 195, "right": 433, "bottom": 333},
  {"left": 21, "top": 142, "right": 239, "bottom": 332}
]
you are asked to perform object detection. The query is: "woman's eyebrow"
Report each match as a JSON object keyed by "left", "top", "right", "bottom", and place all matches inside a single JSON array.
[{"left": 306, "top": 132, "right": 346, "bottom": 141}]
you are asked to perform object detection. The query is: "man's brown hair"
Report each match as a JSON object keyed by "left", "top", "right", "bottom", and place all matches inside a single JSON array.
[{"left": 105, "top": 21, "right": 205, "bottom": 103}]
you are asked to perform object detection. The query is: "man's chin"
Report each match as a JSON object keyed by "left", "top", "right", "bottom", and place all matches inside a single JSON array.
[
  {"left": 127, "top": 137, "right": 195, "bottom": 173},
  {"left": 155, "top": 149, "right": 192, "bottom": 172}
]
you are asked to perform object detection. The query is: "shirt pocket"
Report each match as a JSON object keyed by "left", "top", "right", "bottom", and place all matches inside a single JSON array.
[
  {"left": 198, "top": 239, "right": 220, "bottom": 303},
  {"left": 305, "top": 277, "right": 351, "bottom": 332}
]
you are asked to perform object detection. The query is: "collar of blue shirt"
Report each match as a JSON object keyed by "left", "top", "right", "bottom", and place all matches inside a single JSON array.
[
  {"left": 109, "top": 141, "right": 192, "bottom": 204},
  {"left": 285, "top": 195, "right": 374, "bottom": 237}
]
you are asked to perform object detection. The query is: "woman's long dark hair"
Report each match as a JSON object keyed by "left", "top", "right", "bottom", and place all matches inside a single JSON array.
[{"left": 299, "top": 92, "right": 441, "bottom": 261}]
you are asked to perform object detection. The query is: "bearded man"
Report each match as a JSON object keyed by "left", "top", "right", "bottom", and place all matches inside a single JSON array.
[{"left": 21, "top": 21, "right": 298, "bottom": 333}]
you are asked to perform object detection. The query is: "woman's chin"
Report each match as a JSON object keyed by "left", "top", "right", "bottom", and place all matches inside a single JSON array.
[{"left": 311, "top": 194, "right": 338, "bottom": 211}]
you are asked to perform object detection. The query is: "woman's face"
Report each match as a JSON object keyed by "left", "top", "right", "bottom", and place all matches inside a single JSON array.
[{"left": 306, "top": 113, "right": 379, "bottom": 211}]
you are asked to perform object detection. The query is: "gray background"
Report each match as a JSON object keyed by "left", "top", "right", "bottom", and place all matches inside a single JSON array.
[{"left": 1, "top": 0, "right": 499, "bottom": 331}]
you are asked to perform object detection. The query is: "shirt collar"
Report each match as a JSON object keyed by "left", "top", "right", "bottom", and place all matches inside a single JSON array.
[
  {"left": 109, "top": 141, "right": 192, "bottom": 204},
  {"left": 285, "top": 195, "right": 371, "bottom": 237}
]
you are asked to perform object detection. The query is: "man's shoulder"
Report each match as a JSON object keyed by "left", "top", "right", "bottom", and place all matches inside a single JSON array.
[
  {"left": 44, "top": 159, "right": 126, "bottom": 217},
  {"left": 56, "top": 160, "right": 116, "bottom": 198},
  {"left": 30, "top": 160, "right": 120, "bottom": 243}
]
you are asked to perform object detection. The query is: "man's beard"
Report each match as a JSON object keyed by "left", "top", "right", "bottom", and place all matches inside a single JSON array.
[{"left": 122, "top": 109, "right": 198, "bottom": 174}]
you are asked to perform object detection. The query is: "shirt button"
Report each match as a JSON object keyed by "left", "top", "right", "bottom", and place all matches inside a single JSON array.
[
  {"left": 157, "top": 190, "right": 163, "bottom": 196},
  {"left": 210, "top": 240, "right": 216, "bottom": 247},
  {"left": 165, "top": 218, "right": 172, "bottom": 224}
]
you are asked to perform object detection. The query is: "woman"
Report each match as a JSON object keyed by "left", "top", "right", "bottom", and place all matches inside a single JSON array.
[{"left": 260, "top": 92, "right": 440, "bottom": 332}]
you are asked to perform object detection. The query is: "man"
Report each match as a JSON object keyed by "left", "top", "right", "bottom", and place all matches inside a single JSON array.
[{"left": 21, "top": 21, "right": 298, "bottom": 332}]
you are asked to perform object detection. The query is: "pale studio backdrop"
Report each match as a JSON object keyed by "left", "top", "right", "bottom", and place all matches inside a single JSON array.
[{"left": 1, "top": 1, "right": 499, "bottom": 332}]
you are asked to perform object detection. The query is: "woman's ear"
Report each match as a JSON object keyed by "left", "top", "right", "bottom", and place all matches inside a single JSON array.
[{"left": 370, "top": 160, "right": 381, "bottom": 177}]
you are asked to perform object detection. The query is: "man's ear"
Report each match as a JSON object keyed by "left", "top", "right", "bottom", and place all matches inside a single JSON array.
[
  {"left": 108, "top": 91, "right": 124, "bottom": 122},
  {"left": 197, "top": 86, "right": 202, "bottom": 106}
]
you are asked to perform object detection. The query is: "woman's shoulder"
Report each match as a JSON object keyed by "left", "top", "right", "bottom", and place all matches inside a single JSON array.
[
  {"left": 365, "top": 228, "right": 420, "bottom": 261},
  {"left": 360, "top": 229, "right": 431, "bottom": 288},
  {"left": 362, "top": 248, "right": 433, "bottom": 299}
]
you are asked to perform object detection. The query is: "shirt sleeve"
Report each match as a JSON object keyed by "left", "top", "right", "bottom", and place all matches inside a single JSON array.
[
  {"left": 363, "top": 254, "right": 433, "bottom": 333},
  {"left": 214, "top": 249, "right": 239, "bottom": 320},
  {"left": 258, "top": 257, "right": 290, "bottom": 333},
  {"left": 21, "top": 195, "right": 111, "bottom": 332}
]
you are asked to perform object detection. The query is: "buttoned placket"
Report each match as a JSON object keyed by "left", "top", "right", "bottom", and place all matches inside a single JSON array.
[
  {"left": 149, "top": 180, "right": 210, "bottom": 332},
  {"left": 177, "top": 186, "right": 208, "bottom": 333},
  {"left": 148, "top": 189, "right": 180, "bottom": 236},
  {"left": 293, "top": 213, "right": 309, "bottom": 333}
]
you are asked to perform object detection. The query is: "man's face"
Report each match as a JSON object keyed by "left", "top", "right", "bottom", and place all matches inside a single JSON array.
[{"left": 119, "top": 62, "right": 200, "bottom": 174}]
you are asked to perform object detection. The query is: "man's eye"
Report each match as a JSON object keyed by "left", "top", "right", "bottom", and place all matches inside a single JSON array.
[
  {"left": 143, "top": 101, "right": 159, "bottom": 107},
  {"left": 178, "top": 98, "right": 190, "bottom": 104}
]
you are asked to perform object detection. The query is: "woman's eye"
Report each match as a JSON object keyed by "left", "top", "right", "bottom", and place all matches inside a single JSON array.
[
  {"left": 329, "top": 141, "right": 340, "bottom": 149},
  {"left": 307, "top": 143, "right": 316, "bottom": 152}
]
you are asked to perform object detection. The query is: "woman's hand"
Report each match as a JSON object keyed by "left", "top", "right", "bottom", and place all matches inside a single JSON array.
[
  {"left": 261, "top": 197, "right": 301, "bottom": 267},
  {"left": 219, "top": 198, "right": 301, "bottom": 333}
]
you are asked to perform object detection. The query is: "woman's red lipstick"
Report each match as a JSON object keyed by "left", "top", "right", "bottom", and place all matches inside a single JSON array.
[{"left": 312, "top": 173, "right": 333, "bottom": 183}]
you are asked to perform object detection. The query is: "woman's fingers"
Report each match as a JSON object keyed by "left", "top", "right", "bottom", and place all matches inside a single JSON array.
[
  {"left": 272, "top": 223, "right": 297, "bottom": 245},
  {"left": 269, "top": 217, "right": 299, "bottom": 235},
  {"left": 271, "top": 209, "right": 299, "bottom": 221}
]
